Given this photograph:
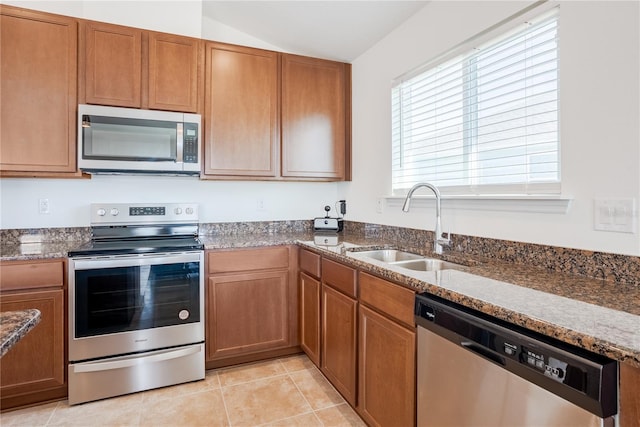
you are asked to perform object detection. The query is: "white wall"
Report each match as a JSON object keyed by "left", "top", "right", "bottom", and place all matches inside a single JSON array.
[
  {"left": 0, "top": 0, "right": 339, "bottom": 229},
  {"left": 341, "top": 0, "right": 640, "bottom": 256},
  {"left": 0, "top": 176, "right": 338, "bottom": 228}
]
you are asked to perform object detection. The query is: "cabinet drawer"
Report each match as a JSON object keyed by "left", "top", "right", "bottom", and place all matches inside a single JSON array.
[
  {"left": 359, "top": 272, "right": 415, "bottom": 328},
  {"left": 0, "top": 259, "right": 64, "bottom": 291},
  {"left": 322, "top": 258, "right": 357, "bottom": 298},
  {"left": 299, "top": 249, "right": 320, "bottom": 278},
  {"left": 208, "top": 246, "right": 289, "bottom": 273}
]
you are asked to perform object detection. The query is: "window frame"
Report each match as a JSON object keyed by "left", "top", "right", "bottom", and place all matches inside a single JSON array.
[{"left": 391, "top": 3, "right": 561, "bottom": 197}]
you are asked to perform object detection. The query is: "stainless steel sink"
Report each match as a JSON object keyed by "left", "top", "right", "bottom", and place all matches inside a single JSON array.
[
  {"left": 389, "top": 258, "right": 466, "bottom": 272},
  {"left": 352, "top": 249, "right": 467, "bottom": 272},
  {"left": 355, "top": 249, "right": 424, "bottom": 263}
]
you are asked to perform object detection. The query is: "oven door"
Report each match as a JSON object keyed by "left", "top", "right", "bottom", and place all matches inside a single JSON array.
[{"left": 69, "top": 251, "right": 204, "bottom": 361}]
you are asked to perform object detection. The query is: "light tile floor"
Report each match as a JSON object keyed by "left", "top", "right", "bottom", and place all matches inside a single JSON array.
[{"left": 0, "top": 354, "right": 367, "bottom": 427}]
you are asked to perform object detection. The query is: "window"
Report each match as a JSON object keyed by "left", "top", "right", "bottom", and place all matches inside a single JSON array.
[{"left": 392, "top": 7, "right": 559, "bottom": 196}]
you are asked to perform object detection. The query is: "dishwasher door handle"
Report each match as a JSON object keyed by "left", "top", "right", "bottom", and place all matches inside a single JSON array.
[{"left": 461, "top": 341, "right": 506, "bottom": 366}]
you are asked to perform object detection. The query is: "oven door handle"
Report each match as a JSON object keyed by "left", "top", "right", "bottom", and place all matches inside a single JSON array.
[{"left": 73, "top": 345, "right": 201, "bottom": 373}]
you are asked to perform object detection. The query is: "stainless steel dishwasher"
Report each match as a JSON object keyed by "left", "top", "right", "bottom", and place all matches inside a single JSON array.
[{"left": 415, "top": 292, "right": 618, "bottom": 427}]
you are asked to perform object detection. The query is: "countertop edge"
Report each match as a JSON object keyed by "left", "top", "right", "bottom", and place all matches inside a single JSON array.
[{"left": 0, "top": 309, "right": 42, "bottom": 358}]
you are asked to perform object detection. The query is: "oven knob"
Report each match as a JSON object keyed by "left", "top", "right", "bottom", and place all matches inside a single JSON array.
[
  {"left": 96, "top": 208, "right": 106, "bottom": 216},
  {"left": 185, "top": 207, "right": 194, "bottom": 215},
  {"left": 110, "top": 208, "right": 119, "bottom": 216},
  {"left": 174, "top": 207, "right": 183, "bottom": 215},
  {"left": 179, "top": 310, "right": 190, "bottom": 320}
]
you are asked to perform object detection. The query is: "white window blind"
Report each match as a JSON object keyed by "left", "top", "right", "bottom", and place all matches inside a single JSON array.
[{"left": 392, "top": 8, "right": 559, "bottom": 195}]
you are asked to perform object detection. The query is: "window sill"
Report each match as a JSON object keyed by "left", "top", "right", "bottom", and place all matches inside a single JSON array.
[{"left": 385, "top": 195, "right": 572, "bottom": 214}]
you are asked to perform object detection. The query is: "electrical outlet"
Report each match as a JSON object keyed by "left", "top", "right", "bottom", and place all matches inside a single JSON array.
[
  {"left": 256, "top": 199, "right": 266, "bottom": 211},
  {"left": 38, "top": 198, "right": 50, "bottom": 215},
  {"left": 376, "top": 198, "right": 384, "bottom": 214}
]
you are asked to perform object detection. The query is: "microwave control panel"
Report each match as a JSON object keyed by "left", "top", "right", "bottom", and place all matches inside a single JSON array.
[{"left": 183, "top": 123, "right": 199, "bottom": 164}]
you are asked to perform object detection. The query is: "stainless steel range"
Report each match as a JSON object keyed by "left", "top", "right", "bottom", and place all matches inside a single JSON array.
[{"left": 68, "top": 203, "right": 205, "bottom": 405}]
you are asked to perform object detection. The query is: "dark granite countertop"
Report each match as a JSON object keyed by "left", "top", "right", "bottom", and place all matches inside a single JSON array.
[
  {"left": 2, "top": 231, "right": 638, "bottom": 368},
  {"left": 1, "top": 309, "right": 41, "bottom": 357},
  {"left": 296, "top": 236, "right": 640, "bottom": 368},
  {"left": 0, "top": 241, "right": 85, "bottom": 261}
]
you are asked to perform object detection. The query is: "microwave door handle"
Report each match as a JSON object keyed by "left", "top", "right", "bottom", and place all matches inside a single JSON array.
[{"left": 176, "top": 123, "right": 184, "bottom": 163}]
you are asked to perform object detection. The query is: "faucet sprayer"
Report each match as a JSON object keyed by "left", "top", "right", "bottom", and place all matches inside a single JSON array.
[{"left": 402, "top": 182, "right": 451, "bottom": 255}]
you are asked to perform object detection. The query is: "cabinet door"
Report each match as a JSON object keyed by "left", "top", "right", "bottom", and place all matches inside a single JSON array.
[
  {"left": 0, "top": 289, "right": 65, "bottom": 410},
  {"left": 281, "top": 54, "right": 348, "bottom": 180},
  {"left": 204, "top": 42, "right": 279, "bottom": 177},
  {"left": 207, "top": 270, "right": 291, "bottom": 360},
  {"left": 148, "top": 32, "right": 201, "bottom": 112},
  {"left": 0, "top": 6, "right": 77, "bottom": 174},
  {"left": 620, "top": 362, "right": 640, "bottom": 427},
  {"left": 299, "top": 272, "right": 321, "bottom": 367},
  {"left": 358, "top": 305, "right": 415, "bottom": 427},
  {"left": 83, "top": 21, "right": 142, "bottom": 107},
  {"left": 322, "top": 284, "right": 357, "bottom": 406}
]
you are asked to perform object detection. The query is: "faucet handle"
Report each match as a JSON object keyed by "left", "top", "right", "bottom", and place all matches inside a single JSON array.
[{"left": 438, "top": 228, "right": 452, "bottom": 247}]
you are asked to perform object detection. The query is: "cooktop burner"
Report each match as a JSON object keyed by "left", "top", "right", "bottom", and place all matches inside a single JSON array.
[{"left": 68, "top": 236, "right": 204, "bottom": 257}]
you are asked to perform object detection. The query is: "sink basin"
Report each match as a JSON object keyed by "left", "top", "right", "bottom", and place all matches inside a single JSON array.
[
  {"left": 355, "top": 249, "right": 424, "bottom": 263},
  {"left": 390, "top": 258, "right": 466, "bottom": 272}
]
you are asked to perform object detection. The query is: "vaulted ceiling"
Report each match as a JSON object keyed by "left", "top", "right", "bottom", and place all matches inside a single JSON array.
[{"left": 201, "top": 1, "right": 429, "bottom": 62}]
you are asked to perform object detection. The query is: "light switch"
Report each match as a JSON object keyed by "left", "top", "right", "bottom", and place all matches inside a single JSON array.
[{"left": 594, "top": 198, "right": 637, "bottom": 233}]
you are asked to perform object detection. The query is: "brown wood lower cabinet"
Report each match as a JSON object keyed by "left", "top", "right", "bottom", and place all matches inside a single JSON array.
[
  {"left": 205, "top": 247, "right": 299, "bottom": 368},
  {"left": 357, "top": 272, "right": 416, "bottom": 426},
  {"left": 620, "top": 362, "right": 640, "bottom": 427},
  {"left": 0, "top": 289, "right": 66, "bottom": 410},
  {"left": 299, "top": 271, "right": 321, "bottom": 367},
  {"left": 320, "top": 258, "right": 358, "bottom": 406},
  {"left": 298, "top": 254, "right": 417, "bottom": 421},
  {"left": 358, "top": 304, "right": 415, "bottom": 427},
  {"left": 321, "top": 284, "right": 357, "bottom": 406},
  {"left": 0, "top": 258, "right": 67, "bottom": 410}
]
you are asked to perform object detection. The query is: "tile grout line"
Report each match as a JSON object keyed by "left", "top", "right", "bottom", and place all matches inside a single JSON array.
[
  {"left": 44, "top": 400, "right": 62, "bottom": 426},
  {"left": 290, "top": 362, "right": 366, "bottom": 425},
  {"left": 209, "top": 370, "right": 233, "bottom": 427},
  {"left": 286, "top": 364, "right": 321, "bottom": 420},
  {"left": 255, "top": 409, "right": 320, "bottom": 427}
]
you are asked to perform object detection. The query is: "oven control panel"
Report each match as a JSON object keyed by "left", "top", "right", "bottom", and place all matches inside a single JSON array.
[{"left": 91, "top": 203, "right": 198, "bottom": 224}]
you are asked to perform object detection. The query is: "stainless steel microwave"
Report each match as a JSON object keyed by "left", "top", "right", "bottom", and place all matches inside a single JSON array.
[{"left": 78, "top": 104, "right": 201, "bottom": 175}]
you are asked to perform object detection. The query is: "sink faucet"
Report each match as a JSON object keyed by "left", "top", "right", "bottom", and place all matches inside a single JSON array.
[{"left": 402, "top": 182, "right": 451, "bottom": 255}]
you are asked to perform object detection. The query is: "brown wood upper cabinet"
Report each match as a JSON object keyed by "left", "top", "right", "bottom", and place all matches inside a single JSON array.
[
  {"left": 204, "top": 42, "right": 279, "bottom": 177},
  {"left": 147, "top": 32, "right": 201, "bottom": 112},
  {"left": 202, "top": 44, "right": 351, "bottom": 181},
  {"left": 282, "top": 54, "right": 349, "bottom": 180},
  {"left": 81, "top": 21, "right": 201, "bottom": 112},
  {"left": 0, "top": 5, "right": 78, "bottom": 176}
]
